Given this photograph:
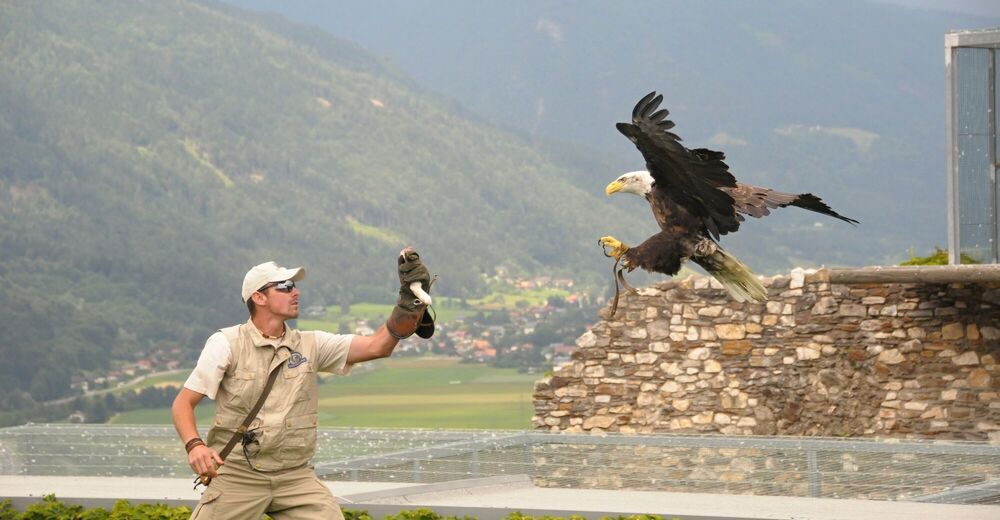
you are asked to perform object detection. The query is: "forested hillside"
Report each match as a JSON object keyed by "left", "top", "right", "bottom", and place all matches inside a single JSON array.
[{"left": 0, "top": 0, "right": 644, "bottom": 410}]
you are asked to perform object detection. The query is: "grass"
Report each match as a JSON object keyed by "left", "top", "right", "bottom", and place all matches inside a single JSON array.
[
  {"left": 300, "top": 302, "right": 476, "bottom": 333},
  {"left": 451, "top": 287, "right": 570, "bottom": 311},
  {"left": 110, "top": 357, "right": 537, "bottom": 429},
  {"left": 298, "top": 283, "right": 577, "bottom": 333}
]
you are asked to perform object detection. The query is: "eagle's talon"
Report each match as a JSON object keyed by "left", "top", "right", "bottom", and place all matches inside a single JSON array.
[{"left": 599, "top": 235, "right": 629, "bottom": 261}]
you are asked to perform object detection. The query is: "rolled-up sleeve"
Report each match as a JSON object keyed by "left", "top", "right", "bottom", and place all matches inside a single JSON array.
[
  {"left": 183, "top": 332, "right": 232, "bottom": 400},
  {"left": 314, "top": 331, "right": 354, "bottom": 375}
]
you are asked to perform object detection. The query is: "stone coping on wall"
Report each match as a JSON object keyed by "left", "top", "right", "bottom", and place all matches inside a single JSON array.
[{"left": 829, "top": 264, "right": 1000, "bottom": 283}]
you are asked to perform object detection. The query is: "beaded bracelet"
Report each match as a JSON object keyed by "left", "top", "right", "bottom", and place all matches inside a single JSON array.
[{"left": 185, "top": 437, "right": 206, "bottom": 453}]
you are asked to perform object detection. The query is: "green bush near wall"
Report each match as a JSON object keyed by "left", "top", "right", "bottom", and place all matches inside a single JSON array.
[{"left": 0, "top": 497, "right": 674, "bottom": 520}]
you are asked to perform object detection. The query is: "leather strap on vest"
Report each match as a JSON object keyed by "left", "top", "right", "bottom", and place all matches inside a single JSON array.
[{"left": 197, "top": 361, "right": 282, "bottom": 487}]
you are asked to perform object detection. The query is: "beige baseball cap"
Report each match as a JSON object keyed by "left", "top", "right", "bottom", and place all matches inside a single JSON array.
[{"left": 241, "top": 261, "right": 306, "bottom": 303}]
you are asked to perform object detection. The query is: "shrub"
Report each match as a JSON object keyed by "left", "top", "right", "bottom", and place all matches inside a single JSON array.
[{"left": 3, "top": 496, "right": 671, "bottom": 520}]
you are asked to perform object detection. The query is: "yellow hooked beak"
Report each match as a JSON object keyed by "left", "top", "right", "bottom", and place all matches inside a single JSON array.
[{"left": 605, "top": 179, "right": 625, "bottom": 196}]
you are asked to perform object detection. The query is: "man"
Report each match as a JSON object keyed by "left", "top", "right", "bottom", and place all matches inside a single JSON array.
[{"left": 172, "top": 248, "right": 432, "bottom": 520}]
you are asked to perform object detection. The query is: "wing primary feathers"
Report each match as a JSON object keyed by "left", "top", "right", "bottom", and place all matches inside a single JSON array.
[
  {"left": 637, "top": 93, "right": 663, "bottom": 120},
  {"left": 649, "top": 109, "right": 669, "bottom": 123},
  {"left": 633, "top": 91, "right": 658, "bottom": 120},
  {"left": 791, "top": 194, "right": 860, "bottom": 225}
]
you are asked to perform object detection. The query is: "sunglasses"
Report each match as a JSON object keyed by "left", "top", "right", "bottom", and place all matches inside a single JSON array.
[{"left": 259, "top": 280, "right": 296, "bottom": 293}]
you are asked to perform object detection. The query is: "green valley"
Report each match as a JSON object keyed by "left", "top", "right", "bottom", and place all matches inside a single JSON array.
[{"left": 111, "top": 357, "right": 538, "bottom": 429}]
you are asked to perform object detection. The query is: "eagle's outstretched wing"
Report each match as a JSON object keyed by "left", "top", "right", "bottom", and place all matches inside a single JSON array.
[
  {"left": 616, "top": 92, "right": 741, "bottom": 240},
  {"left": 722, "top": 183, "right": 860, "bottom": 224},
  {"left": 688, "top": 148, "right": 859, "bottom": 225}
]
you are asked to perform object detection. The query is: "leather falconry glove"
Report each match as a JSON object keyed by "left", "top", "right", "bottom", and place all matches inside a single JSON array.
[{"left": 386, "top": 247, "right": 436, "bottom": 339}]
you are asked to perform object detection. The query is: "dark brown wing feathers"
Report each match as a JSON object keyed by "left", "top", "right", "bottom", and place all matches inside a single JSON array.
[
  {"left": 722, "top": 184, "right": 859, "bottom": 225},
  {"left": 617, "top": 92, "right": 740, "bottom": 240},
  {"left": 618, "top": 91, "right": 858, "bottom": 239}
]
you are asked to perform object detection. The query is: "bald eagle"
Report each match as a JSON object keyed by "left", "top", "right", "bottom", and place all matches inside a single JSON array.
[{"left": 600, "top": 91, "right": 857, "bottom": 307}]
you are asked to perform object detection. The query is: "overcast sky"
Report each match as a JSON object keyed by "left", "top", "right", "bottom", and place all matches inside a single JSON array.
[{"left": 873, "top": 0, "right": 1000, "bottom": 18}]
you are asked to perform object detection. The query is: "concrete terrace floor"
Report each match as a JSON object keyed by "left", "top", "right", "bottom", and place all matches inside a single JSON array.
[{"left": 3, "top": 474, "right": 999, "bottom": 520}]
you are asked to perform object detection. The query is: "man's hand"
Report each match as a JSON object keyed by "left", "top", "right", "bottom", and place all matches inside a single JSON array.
[
  {"left": 386, "top": 247, "right": 435, "bottom": 339},
  {"left": 188, "top": 444, "right": 224, "bottom": 480},
  {"left": 396, "top": 247, "right": 432, "bottom": 311}
]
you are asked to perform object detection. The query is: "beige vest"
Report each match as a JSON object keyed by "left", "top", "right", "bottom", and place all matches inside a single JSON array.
[{"left": 206, "top": 320, "right": 319, "bottom": 471}]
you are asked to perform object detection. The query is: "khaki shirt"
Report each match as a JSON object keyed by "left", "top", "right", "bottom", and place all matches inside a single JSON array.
[{"left": 197, "top": 320, "right": 351, "bottom": 471}]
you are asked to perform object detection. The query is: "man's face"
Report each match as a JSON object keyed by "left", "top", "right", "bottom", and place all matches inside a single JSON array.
[{"left": 256, "top": 280, "right": 300, "bottom": 320}]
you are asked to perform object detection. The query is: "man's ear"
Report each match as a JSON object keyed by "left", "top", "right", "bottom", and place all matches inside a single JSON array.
[{"left": 251, "top": 291, "right": 268, "bottom": 306}]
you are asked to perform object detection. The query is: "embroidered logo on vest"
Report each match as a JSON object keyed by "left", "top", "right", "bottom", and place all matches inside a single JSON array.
[{"left": 288, "top": 351, "right": 308, "bottom": 369}]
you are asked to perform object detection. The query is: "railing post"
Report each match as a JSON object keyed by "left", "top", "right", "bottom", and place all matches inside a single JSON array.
[{"left": 807, "top": 450, "right": 821, "bottom": 497}]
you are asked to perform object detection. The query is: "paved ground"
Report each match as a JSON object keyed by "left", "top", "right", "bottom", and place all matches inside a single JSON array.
[{"left": 3, "top": 475, "right": 998, "bottom": 520}]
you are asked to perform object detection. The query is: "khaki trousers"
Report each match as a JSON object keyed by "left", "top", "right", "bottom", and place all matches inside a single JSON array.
[{"left": 190, "top": 461, "right": 344, "bottom": 520}]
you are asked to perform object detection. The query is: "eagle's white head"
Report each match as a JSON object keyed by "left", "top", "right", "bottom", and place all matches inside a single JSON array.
[{"left": 605, "top": 170, "right": 654, "bottom": 197}]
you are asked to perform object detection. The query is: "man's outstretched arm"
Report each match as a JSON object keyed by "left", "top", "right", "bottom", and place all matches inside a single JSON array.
[
  {"left": 172, "top": 387, "right": 224, "bottom": 479},
  {"left": 347, "top": 324, "right": 399, "bottom": 364}
]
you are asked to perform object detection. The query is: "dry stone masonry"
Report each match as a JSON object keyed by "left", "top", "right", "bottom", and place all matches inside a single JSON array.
[{"left": 533, "top": 268, "right": 1000, "bottom": 440}]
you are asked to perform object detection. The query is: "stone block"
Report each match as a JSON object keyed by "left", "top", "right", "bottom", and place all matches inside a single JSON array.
[
  {"left": 647, "top": 320, "right": 671, "bottom": 340},
  {"left": 687, "top": 347, "right": 711, "bottom": 360},
  {"left": 635, "top": 352, "right": 659, "bottom": 365},
  {"left": 796, "top": 347, "right": 821, "bottom": 361},
  {"left": 878, "top": 349, "right": 905, "bottom": 365},
  {"left": 942, "top": 322, "right": 965, "bottom": 340},
  {"left": 953, "top": 351, "right": 980, "bottom": 366},
  {"left": 583, "top": 415, "right": 618, "bottom": 430},
  {"left": 839, "top": 304, "right": 867, "bottom": 317},
  {"left": 685, "top": 327, "right": 700, "bottom": 341},
  {"left": 691, "top": 411, "right": 715, "bottom": 424},
  {"left": 699, "top": 305, "right": 724, "bottom": 317},
  {"left": 715, "top": 323, "right": 746, "bottom": 340},
  {"left": 967, "top": 324, "right": 980, "bottom": 341},
  {"left": 595, "top": 384, "right": 624, "bottom": 396},
  {"left": 721, "top": 340, "right": 752, "bottom": 356},
  {"left": 660, "top": 381, "right": 681, "bottom": 393},
  {"left": 669, "top": 417, "right": 694, "bottom": 429},
  {"left": 812, "top": 296, "right": 838, "bottom": 314},
  {"left": 627, "top": 327, "right": 648, "bottom": 339},
  {"left": 576, "top": 331, "right": 597, "bottom": 348},
  {"left": 649, "top": 342, "right": 671, "bottom": 353},
  {"left": 969, "top": 368, "right": 991, "bottom": 388}
]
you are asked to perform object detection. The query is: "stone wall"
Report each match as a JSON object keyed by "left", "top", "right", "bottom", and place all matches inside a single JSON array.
[{"left": 532, "top": 268, "right": 1000, "bottom": 440}]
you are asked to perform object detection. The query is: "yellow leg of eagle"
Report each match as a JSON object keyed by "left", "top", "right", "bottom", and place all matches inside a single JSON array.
[{"left": 599, "top": 235, "right": 630, "bottom": 261}]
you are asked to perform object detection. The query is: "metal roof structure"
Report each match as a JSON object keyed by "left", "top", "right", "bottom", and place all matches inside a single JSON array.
[{"left": 946, "top": 27, "right": 1000, "bottom": 264}]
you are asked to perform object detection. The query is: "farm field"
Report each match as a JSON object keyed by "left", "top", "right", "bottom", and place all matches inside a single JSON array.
[
  {"left": 298, "top": 285, "right": 575, "bottom": 333},
  {"left": 111, "top": 357, "right": 538, "bottom": 429}
]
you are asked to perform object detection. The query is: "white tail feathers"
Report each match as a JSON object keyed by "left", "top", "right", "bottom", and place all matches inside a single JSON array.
[{"left": 693, "top": 246, "right": 768, "bottom": 303}]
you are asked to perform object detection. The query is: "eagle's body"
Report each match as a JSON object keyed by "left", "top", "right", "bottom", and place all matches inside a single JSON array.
[{"left": 601, "top": 92, "right": 857, "bottom": 304}]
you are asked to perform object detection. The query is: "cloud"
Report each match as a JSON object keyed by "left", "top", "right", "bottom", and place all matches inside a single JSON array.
[
  {"left": 707, "top": 132, "right": 748, "bottom": 147},
  {"left": 535, "top": 18, "right": 563, "bottom": 45},
  {"left": 775, "top": 124, "right": 880, "bottom": 152}
]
